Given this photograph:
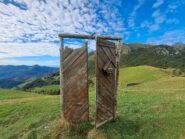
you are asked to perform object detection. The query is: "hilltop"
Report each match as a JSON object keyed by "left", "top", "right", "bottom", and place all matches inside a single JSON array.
[{"left": 119, "top": 65, "right": 185, "bottom": 91}]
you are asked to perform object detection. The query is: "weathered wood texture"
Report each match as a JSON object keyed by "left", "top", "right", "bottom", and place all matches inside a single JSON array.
[
  {"left": 59, "top": 34, "right": 122, "bottom": 40},
  {"left": 62, "top": 46, "right": 89, "bottom": 123},
  {"left": 95, "top": 38, "right": 117, "bottom": 128}
]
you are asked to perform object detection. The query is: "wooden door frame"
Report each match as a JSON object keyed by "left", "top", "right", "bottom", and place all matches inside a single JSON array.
[{"left": 59, "top": 33, "right": 122, "bottom": 126}]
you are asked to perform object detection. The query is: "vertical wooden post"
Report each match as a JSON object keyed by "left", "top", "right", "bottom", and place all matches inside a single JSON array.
[
  {"left": 117, "top": 40, "right": 122, "bottom": 91},
  {"left": 114, "top": 40, "right": 122, "bottom": 120},
  {"left": 59, "top": 37, "right": 64, "bottom": 115},
  {"left": 95, "top": 36, "right": 98, "bottom": 127},
  {"left": 84, "top": 41, "right": 89, "bottom": 121}
]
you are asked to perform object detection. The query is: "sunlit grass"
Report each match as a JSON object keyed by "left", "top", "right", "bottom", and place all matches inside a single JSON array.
[{"left": 0, "top": 66, "right": 185, "bottom": 138}]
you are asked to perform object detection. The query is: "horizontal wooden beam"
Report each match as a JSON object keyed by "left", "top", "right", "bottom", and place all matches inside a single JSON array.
[{"left": 59, "top": 34, "right": 122, "bottom": 41}]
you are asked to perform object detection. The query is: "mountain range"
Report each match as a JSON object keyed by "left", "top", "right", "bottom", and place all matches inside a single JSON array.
[
  {"left": 120, "top": 43, "right": 185, "bottom": 73},
  {"left": 0, "top": 42, "right": 184, "bottom": 89},
  {"left": 0, "top": 65, "right": 58, "bottom": 88}
]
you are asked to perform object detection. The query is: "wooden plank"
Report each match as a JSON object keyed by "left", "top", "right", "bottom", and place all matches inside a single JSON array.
[
  {"left": 63, "top": 48, "right": 86, "bottom": 72},
  {"left": 101, "top": 46, "right": 116, "bottom": 67},
  {"left": 63, "top": 47, "right": 73, "bottom": 60}
]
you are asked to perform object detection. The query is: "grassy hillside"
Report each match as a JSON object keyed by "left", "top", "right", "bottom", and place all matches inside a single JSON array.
[
  {"left": 0, "top": 89, "right": 60, "bottom": 139},
  {"left": 126, "top": 77, "right": 185, "bottom": 91},
  {"left": 120, "top": 44, "right": 185, "bottom": 73},
  {"left": 120, "top": 66, "right": 185, "bottom": 92},
  {"left": 17, "top": 72, "right": 60, "bottom": 91},
  {"left": 119, "top": 66, "right": 171, "bottom": 86},
  {"left": 0, "top": 66, "right": 185, "bottom": 138},
  {"left": 32, "top": 85, "right": 60, "bottom": 95}
]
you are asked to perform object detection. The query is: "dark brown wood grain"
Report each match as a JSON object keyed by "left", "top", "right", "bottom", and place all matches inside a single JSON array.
[
  {"left": 95, "top": 38, "right": 117, "bottom": 128},
  {"left": 62, "top": 46, "right": 89, "bottom": 123}
]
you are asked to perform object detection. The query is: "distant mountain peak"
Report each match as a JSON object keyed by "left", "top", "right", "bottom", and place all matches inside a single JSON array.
[
  {"left": 172, "top": 42, "right": 185, "bottom": 47},
  {"left": 171, "top": 42, "right": 185, "bottom": 50},
  {"left": 173, "top": 42, "right": 185, "bottom": 45}
]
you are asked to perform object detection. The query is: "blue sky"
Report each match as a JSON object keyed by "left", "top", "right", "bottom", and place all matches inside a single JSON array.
[{"left": 0, "top": 0, "right": 185, "bottom": 67}]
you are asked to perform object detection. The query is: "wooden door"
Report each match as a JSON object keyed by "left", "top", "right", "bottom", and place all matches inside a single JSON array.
[
  {"left": 62, "top": 46, "right": 89, "bottom": 123},
  {"left": 95, "top": 38, "right": 117, "bottom": 128}
]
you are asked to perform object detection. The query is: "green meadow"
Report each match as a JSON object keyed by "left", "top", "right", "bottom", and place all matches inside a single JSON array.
[{"left": 0, "top": 66, "right": 185, "bottom": 139}]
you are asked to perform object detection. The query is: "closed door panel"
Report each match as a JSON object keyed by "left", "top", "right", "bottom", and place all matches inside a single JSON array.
[{"left": 62, "top": 46, "right": 89, "bottom": 123}]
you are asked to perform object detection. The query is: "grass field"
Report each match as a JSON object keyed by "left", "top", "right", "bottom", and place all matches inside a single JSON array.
[
  {"left": 0, "top": 90, "right": 60, "bottom": 139},
  {"left": 0, "top": 66, "right": 185, "bottom": 139},
  {"left": 32, "top": 85, "right": 60, "bottom": 95}
]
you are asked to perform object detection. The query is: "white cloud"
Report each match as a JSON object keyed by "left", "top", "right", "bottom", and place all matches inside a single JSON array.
[
  {"left": 128, "top": 0, "right": 145, "bottom": 28},
  {"left": 141, "top": 9, "right": 170, "bottom": 32},
  {"left": 147, "top": 30, "right": 185, "bottom": 45},
  {"left": 152, "top": 0, "right": 164, "bottom": 8},
  {"left": 166, "top": 0, "right": 185, "bottom": 13},
  {"left": 0, "top": 58, "right": 59, "bottom": 67},
  {"left": 0, "top": 0, "right": 125, "bottom": 43},
  {"left": 141, "top": 20, "right": 160, "bottom": 31},
  {"left": 152, "top": 10, "right": 165, "bottom": 24},
  {"left": 0, "top": 42, "right": 59, "bottom": 59},
  {"left": 166, "top": 18, "right": 179, "bottom": 24},
  {"left": 0, "top": 0, "right": 126, "bottom": 65},
  {"left": 0, "top": 41, "right": 60, "bottom": 66},
  {"left": 167, "top": 4, "right": 178, "bottom": 12},
  {"left": 139, "top": 0, "right": 182, "bottom": 33},
  {"left": 149, "top": 24, "right": 160, "bottom": 31},
  {"left": 140, "top": 21, "right": 156, "bottom": 32}
]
